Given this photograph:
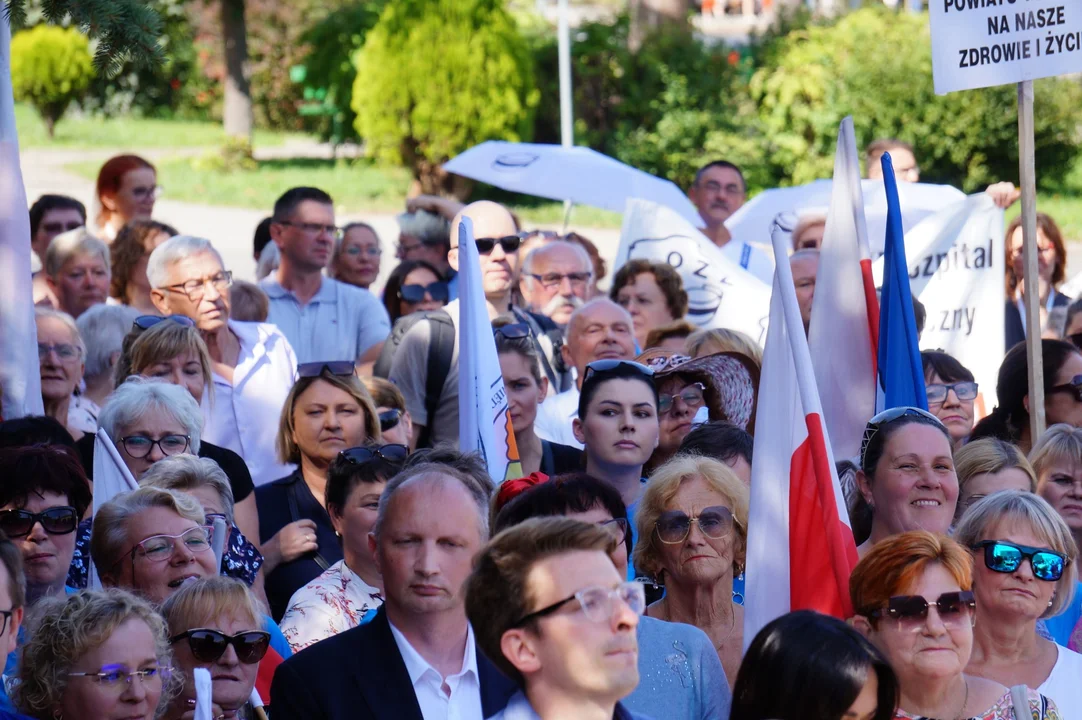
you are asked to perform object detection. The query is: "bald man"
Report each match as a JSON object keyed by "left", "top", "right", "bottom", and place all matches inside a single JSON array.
[{"left": 389, "top": 201, "right": 565, "bottom": 448}]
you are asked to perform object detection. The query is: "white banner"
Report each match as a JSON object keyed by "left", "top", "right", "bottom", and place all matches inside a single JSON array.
[
  {"left": 873, "top": 194, "right": 1005, "bottom": 410},
  {"left": 615, "top": 199, "right": 771, "bottom": 346},
  {"left": 930, "top": 0, "right": 1082, "bottom": 94}
]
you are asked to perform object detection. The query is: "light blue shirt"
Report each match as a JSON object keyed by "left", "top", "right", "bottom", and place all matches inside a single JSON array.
[
  {"left": 260, "top": 276, "right": 390, "bottom": 364},
  {"left": 628, "top": 616, "right": 730, "bottom": 720}
]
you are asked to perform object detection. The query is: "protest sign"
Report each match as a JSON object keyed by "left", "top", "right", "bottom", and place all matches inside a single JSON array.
[
  {"left": 615, "top": 198, "right": 771, "bottom": 346},
  {"left": 929, "top": 0, "right": 1082, "bottom": 94},
  {"left": 872, "top": 194, "right": 1005, "bottom": 410}
]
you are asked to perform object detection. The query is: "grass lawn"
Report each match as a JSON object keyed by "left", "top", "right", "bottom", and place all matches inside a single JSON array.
[{"left": 15, "top": 103, "right": 300, "bottom": 149}]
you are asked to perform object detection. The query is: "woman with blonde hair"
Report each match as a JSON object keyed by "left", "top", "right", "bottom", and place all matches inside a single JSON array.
[
  {"left": 685, "top": 327, "right": 763, "bottom": 368},
  {"left": 634, "top": 454, "right": 749, "bottom": 686},
  {"left": 953, "top": 438, "right": 1037, "bottom": 520}
]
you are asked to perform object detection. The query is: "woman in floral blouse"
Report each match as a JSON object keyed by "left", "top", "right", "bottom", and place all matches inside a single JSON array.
[{"left": 278, "top": 443, "right": 408, "bottom": 652}]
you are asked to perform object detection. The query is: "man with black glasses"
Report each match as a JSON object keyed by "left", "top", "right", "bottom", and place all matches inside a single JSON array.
[{"left": 519, "top": 240, "right": 595, "bottom": 327}]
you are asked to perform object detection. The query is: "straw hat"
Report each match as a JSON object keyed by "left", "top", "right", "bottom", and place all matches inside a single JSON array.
[{"left": 635, "top": 348, "right": 760, "bottom": 433}]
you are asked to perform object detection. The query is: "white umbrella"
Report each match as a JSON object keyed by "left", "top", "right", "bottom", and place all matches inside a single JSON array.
[{"left": 443, "top": 141, "right": 705, "bottom": 228}]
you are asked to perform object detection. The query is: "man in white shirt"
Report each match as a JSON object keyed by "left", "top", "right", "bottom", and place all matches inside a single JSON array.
[
  {"left": 466, "top": 517, "right": 650, "bottom": 720},
  {"left": 687, "top": 160, "right": 774, "bottom": 282},
  {"left": 148, "top": 235, "right": 298, "bottom": 486},
  {"left": 534, "top": 299, "right": 636, "bottom": 449},
  {"left": 271, "top": 461, "right": 516, "bottom": 719},
  {"left": 260, "top": 187, "right": 391, "bottom": 365}
]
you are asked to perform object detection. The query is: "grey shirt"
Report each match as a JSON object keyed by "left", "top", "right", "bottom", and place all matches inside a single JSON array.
[{"left": 388, "top": 300, "right": 461, "bottom": 447}]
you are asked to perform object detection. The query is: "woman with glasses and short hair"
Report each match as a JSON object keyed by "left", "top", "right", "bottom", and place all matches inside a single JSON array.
[
  {"left": 256, "top": 364, "right": 381, "bottom": 621},
  {"left": 14, "top": 588, "right": 179, "bottom": 720},
  {"left": 279, "top": 443, "right": 408, "bottom": 652},
  {"left": 953, "top": 438, "right": 1037, "bottom": 521},
  {"left": 851, "top": 530, "right": 1060, "bottom": 720},
  {"left": 921, "top": 350, "right": 978, "bottom": 447},
  {"left": 381, "top": 259, "right": 448, "bottom": 324},
  {"left": 35, "top": 307, "right": 91, "bottom": 440},
  {"left": 855, "top": 407, "right": 959, "bottom": 557},
  {"left": 328, "top": 223, "right": 382, "bottom": 291},
  {"left": 954, "top": 491, "right": 1081, "bottom": 716}
]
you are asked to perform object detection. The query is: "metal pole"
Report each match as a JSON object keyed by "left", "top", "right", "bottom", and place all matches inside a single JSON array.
[{"left": 1018, "top": 80, "right": 1045, "bottom": 445}]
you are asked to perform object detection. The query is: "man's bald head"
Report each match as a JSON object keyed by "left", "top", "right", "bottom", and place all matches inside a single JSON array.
[
  {"left": 450, "top": 201, "right": 518, "bottom": 249},
  {"left": 449, "top": 200, "right": 520, "bottom": 299},
  {"left": 563, "top": 298, "right": 636, "bottom": 381}
]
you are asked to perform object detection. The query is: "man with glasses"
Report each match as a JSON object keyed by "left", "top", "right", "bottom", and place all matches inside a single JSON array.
[
  {"left": 519, "top": 241, "right": 595, "bottom": 327},
  {"left": 149, "top": 235, "right": 298, "bottom": 486},
  {"left": 466, "top": 517, "right": 650, "bottom": 720},
  {"left": 260, "top": 186, "right": 391, "bottom": 365},
  {"left": 687, "top": 160, "right": 773, "bottom": 282}
]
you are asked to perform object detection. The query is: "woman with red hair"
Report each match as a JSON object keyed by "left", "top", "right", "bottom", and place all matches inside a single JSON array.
[{"left": 94, "top": 154, "right": 158, "bottom": 241}]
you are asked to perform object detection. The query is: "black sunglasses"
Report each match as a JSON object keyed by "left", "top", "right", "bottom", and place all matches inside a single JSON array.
[
  {"left": 474, "top": 235, "right": 522, "bottom": 254},
  {"left": 582, "top": 359, "right": 655, "bottom": 383},
  {"left": 340, "top": 444, "right": 410, "bottom": 464},
  {"left": 1049, "top": 374, "right": 1082, "bottom": 403},
  {"left": 399, "top": 282, "right": 449, "bottom": 304},
  {"left": 170, "top": 629, "right": 271, "bottom": 664},
  {"left": 297, "top": 361, "right": 355, "bottom": 379},
  {"left": 133, "top": 314, "right": 195, "bottom": 330},
  {"left": 859, "top": 406, "right": 945, "bottom": 473},
  {"left": 973, "top": 540, "right": 1067, "bottom": 582},
  {"left": 866, "top": 590, "right": 976, "bottom": 623},
  {"left": 0, "top": 507, "right": 79, "bottom": 537},
  {"left": 494, "top": 323, "right": 530, "bottom": 340},
  {"left": 378, "top": 409, "right": 402, "bottom": 432}
]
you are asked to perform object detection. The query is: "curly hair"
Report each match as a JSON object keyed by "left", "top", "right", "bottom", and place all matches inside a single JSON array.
[
  {"left": 109, "top": 220, "right": 178, "bottom": 303},
  {"left": 609, "top": 259, "right": 689, "bottom": 320},
  {"left": 14, "top": 588, "right": 179, "bottom": 718}
]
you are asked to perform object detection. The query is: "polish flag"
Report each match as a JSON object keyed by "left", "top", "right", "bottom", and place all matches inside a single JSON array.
[
  {"left": 743, "top": 224, "right": 860, "bottom": 650},
  {"left": 807, "top": 117, "right": 879, "bottom": 460}
]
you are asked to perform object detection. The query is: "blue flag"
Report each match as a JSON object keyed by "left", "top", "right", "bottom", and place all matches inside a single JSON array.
[{"left": 877, "top": 153, "right": 928, "bottom": 411}]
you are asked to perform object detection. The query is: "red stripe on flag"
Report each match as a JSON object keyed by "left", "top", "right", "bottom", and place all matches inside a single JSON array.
[
  {"left": 256, "top": 646, "right": 284, "bottom": 701},
  {"left": 860, "top": 258, "right": 880, "bottom": 374},
  {"left": 788, "top": 413, "right": 859, "bottom": 618}
]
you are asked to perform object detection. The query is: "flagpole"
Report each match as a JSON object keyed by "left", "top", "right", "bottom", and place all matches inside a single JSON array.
[{"left": 1018, "top": 80, "right": 1044, "bottom": 443}]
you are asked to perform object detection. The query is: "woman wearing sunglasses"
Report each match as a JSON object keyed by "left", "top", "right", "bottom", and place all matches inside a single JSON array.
[
  {"left": 954, "top": 491, "right": 1081, "bottom": 716},
  {"left": 381, "top": 259, "right": 448, "bottom": 324},
  {"left": 162, "top": 577, "right": 268, "bottom": 720},
  {"left": 855, "top": 407, "right": 959, "bottom": 557},
  {"left": 922, "top": 351, "right": 978, "bottom": 447},
  {"left": 361, "top": 377, "right": 415, "bottom": 450},
  {"left": 851, "top": 531, "right": 1060, "bottom": 720},
  {"left": 634, "top": 455, "right": 750, "bottom": 688},
  {"left": 280, "top": 443, "right": 407, "bottom": 652}
]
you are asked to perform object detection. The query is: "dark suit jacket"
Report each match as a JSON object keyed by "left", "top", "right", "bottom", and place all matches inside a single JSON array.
[
  {"left": 270, "top": 606, "right": 516, "bottom": 720},
  {"left": 1005, "top": 290, "right": 1071, "bottom": 351}
]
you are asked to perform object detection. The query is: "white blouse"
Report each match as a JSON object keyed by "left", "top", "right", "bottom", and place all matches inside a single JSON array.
[
  {"left": 278, "top": 560, "right": 382, "bottom": 653},
  {"left": 1038, "top": 643, "right": 1082, "bottom": 719}
]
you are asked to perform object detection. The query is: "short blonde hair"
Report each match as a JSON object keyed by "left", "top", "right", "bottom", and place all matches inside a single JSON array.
[
  {"left": 44, "top": 227, "right": 110, "bottom": 279},
  {"left": 14, "top": 589, "right": 179, "bottom": 717},
  {"left": 955, "top": 438, "right": 1037, "bottom": 519},
  {"left": 954, "top": 490, "right": 1078, "bottom": 618},
  {"left": 161, "top": 576, "right": 264, "bottom": 638},
  {"left": 277, "top": 371, "right": 381, "bottom": 465},
  {"left": 140, "top": 455, "right": 235, "bottom": 527},
  {"left": 115, "top": 320, "right": 214, "bottom": 404},
  {"left": 685, "top": 327, "right": 763, "bottom": 368},
  {"left": 633, "top": 455, "right": 749, "bottom": 580},
  {"left": 1030, "top": 424, "right": 1082, "bottom": 488}
]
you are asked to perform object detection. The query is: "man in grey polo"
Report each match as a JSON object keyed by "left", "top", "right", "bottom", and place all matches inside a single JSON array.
[{"left": 260, "top": 187, "right": 391, "bottom": 364}]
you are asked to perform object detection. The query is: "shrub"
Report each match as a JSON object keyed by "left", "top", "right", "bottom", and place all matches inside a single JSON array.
[
  {"left": 10, "top": 25, "right": 95, "bottom": 138},
  {"left": 352, "top": 0, "right": 539, "bottom": 193}
]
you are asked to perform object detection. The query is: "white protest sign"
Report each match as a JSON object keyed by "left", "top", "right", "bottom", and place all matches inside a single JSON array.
[
  {"left": 930, "top": 0, "right": 1082, "bottom": 94},
  {"left": 616, "top": 199, "right": 771, "bottom": 346},
  {"left": 873, "top": 194, "right": 1005, "bottom": 410}
]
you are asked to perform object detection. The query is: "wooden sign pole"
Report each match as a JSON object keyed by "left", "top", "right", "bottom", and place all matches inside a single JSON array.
[{"left": 1018, "top": 79, "right": 1045, "bottom": 444}]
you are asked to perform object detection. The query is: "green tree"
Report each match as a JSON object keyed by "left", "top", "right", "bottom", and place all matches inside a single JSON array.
[
  {"left": 9, "top": 25, "right": 94, "bottom": 137},
  {"left": 352, "top": 0, "right": 539, "bottom": 194}
]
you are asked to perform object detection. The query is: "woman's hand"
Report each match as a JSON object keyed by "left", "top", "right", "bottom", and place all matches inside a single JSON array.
[{"left": 262, "top": 519, "right": 319, "bottom": 572}]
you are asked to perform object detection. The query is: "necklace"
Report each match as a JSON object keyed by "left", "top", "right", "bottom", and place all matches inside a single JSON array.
[{"left": 952, "top": 677, "right": 969, "bottom": 720}]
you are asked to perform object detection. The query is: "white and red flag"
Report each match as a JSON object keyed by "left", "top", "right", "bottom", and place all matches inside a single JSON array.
[{"left": 743, "top": 221, "right": 860, "bottom": 650}]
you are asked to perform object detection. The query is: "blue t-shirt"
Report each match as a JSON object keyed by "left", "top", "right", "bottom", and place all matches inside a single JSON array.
[{"left": 1041, "top": 580, "right": 1082, "bottom": 646}]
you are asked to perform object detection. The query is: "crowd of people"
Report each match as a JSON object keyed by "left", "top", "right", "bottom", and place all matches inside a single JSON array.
[{"left": 0, "top": 139, "right": 1079, "bottom": 720}]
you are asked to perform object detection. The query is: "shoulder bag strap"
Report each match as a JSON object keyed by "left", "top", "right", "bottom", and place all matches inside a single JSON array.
[
  {"left": 1009, "top": 684, "right": 1031, "bottom": 720},
  {"left": 513, "top": 308, "right": 560, "bottom": 389},
  {"left": 286, "top": 480, "right": 330, "bottom": 572}
]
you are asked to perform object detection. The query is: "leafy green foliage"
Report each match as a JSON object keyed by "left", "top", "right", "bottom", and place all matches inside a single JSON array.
[
  {"left": 9, "top": 25, "right": 95, "bottom": 137},
  {"left": 352, "top": 0, "right": 539, "bottom": 189}
]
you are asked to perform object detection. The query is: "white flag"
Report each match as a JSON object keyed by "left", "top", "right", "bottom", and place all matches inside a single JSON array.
[
  {"left": 193, "top": 668, "right": 213, "bottom": 720},
  {"left": 88, "top": 429, "right": 139, "bottom": 588},
  {"left": 0, "top": 17, "right": 43, "bottom": 420},
  {"left": 614, "top": 198, "right": 771, "bottom": 346},
  {"left": 456, "top": 217, "right": 523, "bottom": 483}
]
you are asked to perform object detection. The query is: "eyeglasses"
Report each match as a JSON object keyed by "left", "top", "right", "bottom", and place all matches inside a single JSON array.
[
  {"left": 494, "top": 323, "right": 531, "bottom": 340},
  {"left": 658, "top": 382, "right": 706, "bottom": 416},
  {"left": 130, "top": 185, "right": 163, "bottom": 201},
  {"left": 119, "top": 434, "right": 190, "bottom": 459},
  {"left": 864, "top": 591, "right": 975, "bottom": 630},
  {"left": 0, "top": 507, "right": 79, "bottom": 537},
  {"left": 127, "top": 526, "right": 212, "bottom": 566},
  {"left": 926, "top": 381, "right": 978, "bottom": 405},
  {"left": 162, "top": 271, "right": 233, "bottom": 302},
  {"left": 859, "top": 406, "right": 945, "bottom": 472},
  {"left": 973, "top": 540, "right": 1067, "bottom": 582},
  {"left": 67, "top": 665, "right": 172, "bottom": 690},
  {"left": 170, "top": 629, "right": 271, "bottom": 664},
  {"left": 42, "top": 221, "right": 84, "bottom": 234},
  {"left": 37, "top": 343, "right": 80, "bottom": 361},
  {"left": 1049, "top": 374, "right": 1082, "bottom": 403},
  {"left": 599, "top": 517, "right": 630, "bottom": 545},
  {"left": 527, "top": 272, "right": 593, "bottom": 290},
  {"left": 277, "top": 221, "right": 344, "bottom": 241},
  {"left": 582, "top": 360, "right": 655, "bottom": 384},
  {"left": 655, "top": 505, "right": 739, "bottom": 544},
  {"left": 700, "top": 180, "right": 744, "bottom": 196},
  {"left": 296, "top": 361, "right": 355, "bottom": 378},
  {"left": 378, "top": 409, "right": 403, "bottom": 432},
  {"left": 340, "top": 444, "right": 410, "bottom": 464},
  {"left": 474, "top": 236, "right": 522, "bottom": 255},
  {"left": 399, "top": 281, "right": 449, "bottom": 304},
  {"left": 518, "top": 230, "right": 560, "bottom": 241},
  {"left": 344, "top": 245, "right": 382, "bottom": 257},
  {"left": 133, "top": 314, "right": 195, "bottom": 331},
  {"left": 513, "top": 581, "right": 646, "bottom": 627}
]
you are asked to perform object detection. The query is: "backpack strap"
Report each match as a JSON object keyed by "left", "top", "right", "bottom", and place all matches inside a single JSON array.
[
  {"left": 512, "top": 308, "right": 561, "bottom": 390},
  {"left": 418, "top": 314, "right": 455, "bottom": 449},
  {"left": 1009, "top": 684, "right": 1031, "bottom": 720}
]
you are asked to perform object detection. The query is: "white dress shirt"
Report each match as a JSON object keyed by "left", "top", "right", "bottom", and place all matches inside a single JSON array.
[
  {"left": 388, "top": 620, "right": 483, "bottom": 720},
  {"left": 201, "top": 320, "right": 298, "bottom": 486},
  {"left": 719, "top": 237, "right": 774, "bottom": 284},
  {"left": 533, "top": 387, "right": 581, "bottom": 449}
]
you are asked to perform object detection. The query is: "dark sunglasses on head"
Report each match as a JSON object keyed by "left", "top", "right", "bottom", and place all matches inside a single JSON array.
[
  {"left": 582, "top": 359, "right": 655, "bottom": 383},
  {"left": 297, "top": 361, "right": 355, "bottom": 379},
  {"left": 866, "top": 590, "right": 975, "bottom": 624},
  {"left": 133, "top": 314, "right": 195, "bottom": 331},
  {"left": 494, "top": 323, "right": 530, "bottom": 340},
  {"left": 926, "top": 381, "right": 978, "bottom": 404},
  {"left": 474, "top": 235, "right": 522, "bottom": 255},
  {"left": 170, "top": 629, "right": 271, "bottom": 664},
  {"left": 859, "top": 406, "right": 945, "bottom": 473},
  {"left": 0, "top": 507, "right": 79, "bottom": 537},
  {"left": 340, "top": 444, "right": 410, "bottom": 464},
  {"left": 378, "top": 409, "right": 402, "bottom": 432},
  {"left": 399, "top": 282, "right": 449, "bottom": 304},
  {"left": 973, "top": 540, "right": 1067, "bottom": 582},
  {"left": 1049, "top": 374, "right": 1082, "bottom": 403}
]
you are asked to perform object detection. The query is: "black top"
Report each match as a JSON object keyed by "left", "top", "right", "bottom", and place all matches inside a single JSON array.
[
  {"left": 255, "top": 470, "right": 343, "bottom": 621},
  {"left": 74, "top": 433, "right": 254, "bottom": 502},
  {"left": 540, "top": 440, "right": 583, "bottom": 477}
]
